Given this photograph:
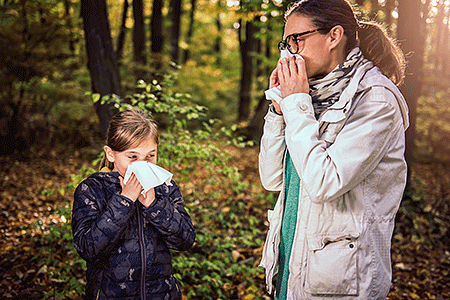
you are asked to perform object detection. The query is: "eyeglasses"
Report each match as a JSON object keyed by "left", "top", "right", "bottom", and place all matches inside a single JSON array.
[{"left": 278, "top": 28, "right": 330, "bottom": 55}]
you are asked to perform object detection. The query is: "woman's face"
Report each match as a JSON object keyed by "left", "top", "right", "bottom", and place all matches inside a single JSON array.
[
  {"left": 104, "top": 135, "right": 158, "bottom": 177},
  {"left": 284, "top": 14, "right": 335, "bottom": 79}
]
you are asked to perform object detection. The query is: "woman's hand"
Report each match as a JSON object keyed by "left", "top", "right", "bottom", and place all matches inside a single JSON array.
[
  {"left": 269, "top": 68, "right": 283, "bottom": 115},
  {"left": 278, "top": 56, "right": 309, "bottom": 98},
  {"left": 119, "top": 173, "right": 142, "bottom": 202}
]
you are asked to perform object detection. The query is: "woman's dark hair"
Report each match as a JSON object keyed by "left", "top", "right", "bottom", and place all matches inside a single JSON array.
[
  {"left": 100, "top": 109, "right": 159, "bottom": 170},
  {"left": 285, "top": 0, "right": 406, "bottom": 85}
]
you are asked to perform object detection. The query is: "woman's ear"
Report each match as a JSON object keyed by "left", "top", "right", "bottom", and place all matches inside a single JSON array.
[
  {"left": 328, "top": 25, "right": 345, "bottom": 50},
  {"left": 104, "top": 146, "right": 115, "bottom": 163}
]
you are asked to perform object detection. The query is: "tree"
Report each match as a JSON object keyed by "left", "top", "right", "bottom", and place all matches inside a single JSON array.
[
  {"left": 238, "top": 17, "right": 258, "bottom": 122},
  {"left": 182, "top": 0, "right": 197, "bottom": 63},
  {"left": 397, "top": 0, "right": 423, "bottom": 184},
  {"left": 116, "top": 0, "right": 129, "bottom": 63},
  {"left": 169, "top": 0, "right": 182, "bottom": 64},
  {"left": 150, "top": 0, "right": 164, "bottom": 72},
  {"left": 133, "top": 0, "right": 146, "bottom": 80},
  {"left": 80, "top": 0, "right": 123, "bottom": 139},
  {"left": 133, "top": 0, "right": 146, "bottom": 65}
]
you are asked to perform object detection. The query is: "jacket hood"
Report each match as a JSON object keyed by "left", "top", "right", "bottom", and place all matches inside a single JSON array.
[
  {"left": 319, "top": 64, "right": 409, "bottom": 131},
  {"left": 358, "top": 67, "right": 409, "bottom": 131}
]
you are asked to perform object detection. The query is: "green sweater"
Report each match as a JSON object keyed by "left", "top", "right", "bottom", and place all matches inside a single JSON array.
[{"left": 275, "top": 150, "right": 300, "bottom": 300}]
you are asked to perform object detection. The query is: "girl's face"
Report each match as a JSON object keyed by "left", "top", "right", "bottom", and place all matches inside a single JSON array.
[
  {"left": 104, "top": 135, "right": 158, "bottom": 176},
  {"left": 284, "top": 14, "right": 336, "bottom": 79}
]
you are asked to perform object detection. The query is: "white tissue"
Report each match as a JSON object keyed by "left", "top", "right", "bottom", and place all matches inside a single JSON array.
[
  {"left": 264, "top": 50, "right": 302, "bottom": 104},
  {"left": 123, "top": 161, "right": 173, "bottom": 197}
]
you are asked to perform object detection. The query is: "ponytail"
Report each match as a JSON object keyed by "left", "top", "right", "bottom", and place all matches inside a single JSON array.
[
  {"left": 100, "top": 155, "right": 114, "bottom": 171},
  {"left": 358, "top": 21, "right": 406, "bottom": 86}
]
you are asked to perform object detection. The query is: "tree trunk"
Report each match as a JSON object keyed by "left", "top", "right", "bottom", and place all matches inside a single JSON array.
[
  {"left": 433, "top": 0, "right": 445, "bottom": 73},
  {"left": 150, "top": 0, "right": 164, "bottom": 54},
  {"left": 63, "top": 0, "right": 75, "bottom": 53},
  {"left": 397, "top": 0, "right": 423, "bottom": 185},
  {"left": 238, "top": 18, "right": 257, "bottom": 122},
  {"left": 80, "top": 0, "right": 123, "bottom": 139},
  {"left": 442, "top": 11, "right": 450, "bottom": 77},
  {"left": 133, "top": 0, "right": 146, "bottom": 64},
  {"left": 133, "top": 0, "right": 146, "bottom": 80},
  {"left": 214, "top": 1, "right": 222, "bottom": 67},
  {"left": 116, "top": 0, "right": 129, "bottom": 63},
  {"left": 169, "top": 0, "right": 182, "bottom": 64},
  {"left": 182, "top": 0, "right": 197, "bottom": 63}
]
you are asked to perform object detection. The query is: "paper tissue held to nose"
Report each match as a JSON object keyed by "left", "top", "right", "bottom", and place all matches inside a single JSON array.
[
  {"left": 123, "top": 161, "right": 173, "bottom": 197},
  {"left": 264, "top": 50, "right": 301, "bottom": 104}
]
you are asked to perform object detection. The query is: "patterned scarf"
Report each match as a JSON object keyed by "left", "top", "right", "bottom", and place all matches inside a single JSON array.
[{"left": 309, "top": 47, "right": 370, "bottom": 117}]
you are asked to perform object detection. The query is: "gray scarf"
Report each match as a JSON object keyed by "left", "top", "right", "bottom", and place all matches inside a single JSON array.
[{"left": 309, "top": 48, "right": 370, "bottom": 117}]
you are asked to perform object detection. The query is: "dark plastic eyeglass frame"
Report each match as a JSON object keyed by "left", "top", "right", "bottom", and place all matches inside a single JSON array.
[{"left": 278, "top": 28, "right": 330, "bottom": 55}]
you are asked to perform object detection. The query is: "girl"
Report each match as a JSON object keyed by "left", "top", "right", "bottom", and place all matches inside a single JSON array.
[
  {"left": 72, "top": 109, "right": 195, "bottom": 299},
  {"left": 259, "top": 0, "right": 409, "bottom": 299}
]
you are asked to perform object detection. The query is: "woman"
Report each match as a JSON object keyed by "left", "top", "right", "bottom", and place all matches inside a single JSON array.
[{"left": 258, "top": 0, "right": 409, "bottom": 299}]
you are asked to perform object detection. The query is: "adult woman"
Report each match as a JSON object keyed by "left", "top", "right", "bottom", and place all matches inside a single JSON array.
[{"left": 258, "top": 0, "right": 409, "bottom": 299}]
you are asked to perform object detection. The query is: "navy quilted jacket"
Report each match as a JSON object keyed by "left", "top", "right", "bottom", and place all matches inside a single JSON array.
[{"left": 72, "top": 171, "right": 195, "bottom": 300}]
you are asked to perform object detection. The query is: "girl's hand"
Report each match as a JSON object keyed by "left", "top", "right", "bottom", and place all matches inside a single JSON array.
[
  {"left": 278, "top": 56, "right": 309, "bottom": 98},
  {"left": 119, "top": 173, "right": 142, "bottom": 202},
  {"left": 138, "top": 188, "right": 155, "bottom": 207}
]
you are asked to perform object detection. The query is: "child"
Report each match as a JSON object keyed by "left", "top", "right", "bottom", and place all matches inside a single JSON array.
[{"left": 72, "top": 109, "right": 195, "bottom": 299}]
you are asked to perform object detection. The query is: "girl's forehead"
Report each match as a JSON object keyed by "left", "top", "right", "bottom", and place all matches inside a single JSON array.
[{"left": 127, "top": 136, "right": 158, "bottom": 152}]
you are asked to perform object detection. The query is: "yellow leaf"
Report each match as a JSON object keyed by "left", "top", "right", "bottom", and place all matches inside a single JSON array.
[{"left": 232, "top": 250, "right": 240, "bottom": 261}]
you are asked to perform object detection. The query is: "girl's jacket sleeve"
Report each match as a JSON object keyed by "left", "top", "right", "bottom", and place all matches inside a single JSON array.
[
  {"left": 72, "top": 177, "right": 136, "bottom": 264},
  {"left": 142, "top": 181, "right": 195, "bottom": 251}
]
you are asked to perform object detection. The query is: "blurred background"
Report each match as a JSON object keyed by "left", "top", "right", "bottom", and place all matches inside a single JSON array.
[{"left": 0, "top": 0, "right": 449, "bottom": 299}]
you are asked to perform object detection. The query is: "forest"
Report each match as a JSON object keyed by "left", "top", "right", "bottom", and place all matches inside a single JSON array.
[{"left": 0, "top": 0, "right": 449, "bottom": 299}]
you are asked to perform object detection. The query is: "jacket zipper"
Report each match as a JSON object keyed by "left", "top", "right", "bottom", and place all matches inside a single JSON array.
[{"left": 137, "top": 207, "right": 146, "bottom": 300}]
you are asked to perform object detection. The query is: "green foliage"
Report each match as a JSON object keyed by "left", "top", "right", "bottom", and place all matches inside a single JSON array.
[{"left": 0, "top": 0, "right": 87, "bottom": 153}]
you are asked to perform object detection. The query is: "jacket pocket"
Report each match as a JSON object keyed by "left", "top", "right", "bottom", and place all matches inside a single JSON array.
[{"left": 305, "top": 235, "right": 359, "bottom": 296}]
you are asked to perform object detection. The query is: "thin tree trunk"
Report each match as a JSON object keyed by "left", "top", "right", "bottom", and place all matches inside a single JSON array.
[
  {"left": 397, "top": 0, "right": 423, "bottom": 186},
  {"left": 169, "top": 0, "right": 182, "bottom": 64},
  {"left": 63, "top": 0, "right": 75, "bottom": 53},
  {"left": 433, "top": 0, "right": 445, "bottom": 73},
  {"left": 214, "top": 0, "right": 222, "bottom": 66},
  {"left": 116, "top": 0, "right": 129, "bottom": 63},
  {"left": 182, "top": 0, "right": 196, "bottom": 63},
  {"left": 80, "top": 0, "right": 122, "bottom": 139},
  {"left": 238, "top": 18, "right": 257, "bottom": 122},
  {"left": 133, "top": 0, "right": 146, "bottom": 68},
  {"left": 150, "top": 0, "right": 164, "bottom": 53}
]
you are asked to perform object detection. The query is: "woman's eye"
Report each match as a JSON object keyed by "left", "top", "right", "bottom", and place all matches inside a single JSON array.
[{"left": 128, "top": 156, "right": 137, "bottom": 159}]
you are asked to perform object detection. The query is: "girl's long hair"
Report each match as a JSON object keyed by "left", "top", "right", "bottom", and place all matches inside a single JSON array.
[
  {"left": 285, "top": 0, "right": 406, "bottom": 85},
  {"left": 100, "top": 109, "right": 159, "bottom": 170}
]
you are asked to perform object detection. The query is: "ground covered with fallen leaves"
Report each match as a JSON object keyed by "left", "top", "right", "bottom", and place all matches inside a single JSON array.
[{"left": 1, "top": 145, "right": 449, "bottom": 299}]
